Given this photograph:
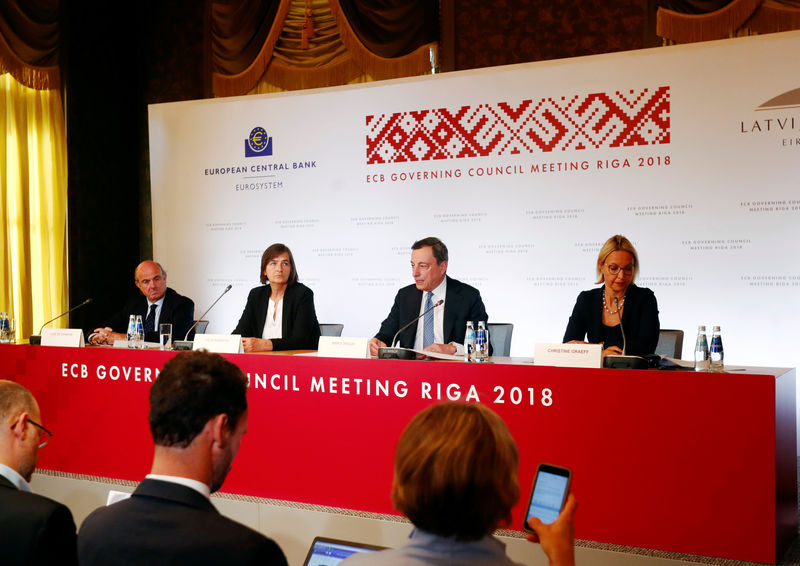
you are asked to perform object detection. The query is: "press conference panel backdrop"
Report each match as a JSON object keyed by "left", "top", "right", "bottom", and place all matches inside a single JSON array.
[{"left": 150, "top": 31, "right": 800, "bottom": 369}]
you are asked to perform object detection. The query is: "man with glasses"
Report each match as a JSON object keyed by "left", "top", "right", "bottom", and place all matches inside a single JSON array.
[
  {"left": 78, "top": 350, "right": 288, "bottom": 566},
  {"left": 0, "top": 380, "right": 78, "bottom": 566},
  {"left": 90, "top": 260, "right": 195, "bottom": 344}
]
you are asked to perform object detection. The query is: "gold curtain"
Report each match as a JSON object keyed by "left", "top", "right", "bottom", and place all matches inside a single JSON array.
[{"left": 0, "top": 73, "right": 68, "bottom": 339}]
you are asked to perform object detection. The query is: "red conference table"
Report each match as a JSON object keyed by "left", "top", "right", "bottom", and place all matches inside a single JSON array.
[{"left": 0, "top": 344, "right": 795, "bottom": 564}]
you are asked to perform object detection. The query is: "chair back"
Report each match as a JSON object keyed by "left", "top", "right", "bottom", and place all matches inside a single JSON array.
[
  {"left": 193, "top": 320, "right": 209, "bottom": 335},
  {"left": 488, "top": 323, "right": 514, "bottom": 357},
  {"left": 319, "top": 323, "right": 344, "bottom": 337},
  {"left": 655, "top": 329, "right": 684, "bottom": 358}
]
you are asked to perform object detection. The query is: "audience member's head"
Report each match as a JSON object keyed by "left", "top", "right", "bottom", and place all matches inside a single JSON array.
[
  {"left": 392, "top": 402, "right": 520, "bottom": 540},
  {"left": 0, "top": 380, "right": 50, "bottom": 482},
  {"left": 149, "top": 350, "right": 249, "bottom": 492}
]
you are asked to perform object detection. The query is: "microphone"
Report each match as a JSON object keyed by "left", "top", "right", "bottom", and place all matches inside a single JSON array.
[
  {"left": 615, "top": 297, "right": 626, "bottom": 355},
  {"left": 378, "top": 299, "right": 444, "bottom": 360},
  {"left": 173, "top": 284, "right": 232, "bottom": 351},
  {"left": 603, "top": 295, "right": 648, "bottom": 370},
  {"left": 29, "top": 298, "right": 93, "bottom": 345}
]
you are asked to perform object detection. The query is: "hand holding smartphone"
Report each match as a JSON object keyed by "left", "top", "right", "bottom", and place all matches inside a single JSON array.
[{"left": 523, "top": 463, "right": 572, "bottom": 532}]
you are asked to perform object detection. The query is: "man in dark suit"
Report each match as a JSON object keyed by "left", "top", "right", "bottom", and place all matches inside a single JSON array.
[
  {"left": 369, "top": 237, "right": 489, "bottom": 357},
  {"left": 77, "top": 350, "right": 288, "bottom": 566},
  {"left": 90, "top": 260, "right": 195, "bottom": 344},
  {"left": 0, "top": 380, "right": 79, "bottom": 566}
]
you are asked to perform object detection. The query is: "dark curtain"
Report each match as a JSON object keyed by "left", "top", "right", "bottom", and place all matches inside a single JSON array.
[
  {"left": 0, "top": 0, "right": 60, "bottom": 89},
  {"left": 0, "top": 0, "right": 59, "bottom": 66},
  {"left": 210, "top": 0, "right": 438, "bottom": 77},
  {"left": 337, "top": 0, "right": 438, "bottom": 57},
  {"left": 210, "top": 0, "right": 281, "bottom": 75},
  {"left": 657, "top": 0, "right": 734, "bottom": 13}
]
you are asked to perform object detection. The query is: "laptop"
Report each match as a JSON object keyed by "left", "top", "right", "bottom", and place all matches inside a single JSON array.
[{"left": 302, "top": 536, "right": 386, "bottom": 566}]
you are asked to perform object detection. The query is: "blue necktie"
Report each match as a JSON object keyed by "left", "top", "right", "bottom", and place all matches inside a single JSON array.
[
  {"left": 423, "top": 292, "right": 434, "bottom": 348},
  {"left": 144, "top": 304, "right": 157, "bottom": 333}
]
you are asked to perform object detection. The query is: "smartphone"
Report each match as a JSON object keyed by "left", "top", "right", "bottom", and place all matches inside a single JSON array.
[{"left": 522, "top": 463, "right": 572, "bottom": 531}]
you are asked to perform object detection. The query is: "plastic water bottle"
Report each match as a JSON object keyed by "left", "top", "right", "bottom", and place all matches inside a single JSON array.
[
  {"left": 133, "top": 315, "right": 145, "bottom": 349},
  {"left": 693, "top": 325, "right": 709, "bottom": 371},
  {"left": 126, "top": 315, "right": 137, "bottom": 347},
  {"left": 476, "top": 321, "right": 488, "bottom": 362},
  {"left": 464, "top": 321, "right": 475, "bottom": 362},
  {"left": 709, "top": 325, "right": 724, "bottom": 372}
]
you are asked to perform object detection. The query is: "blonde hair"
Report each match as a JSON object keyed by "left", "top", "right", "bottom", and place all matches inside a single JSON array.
[
  {"left": 391, "top": 402, "right": 520, "bottom": 541},
  {"left": 595, "top": 234, "right": 639, "bottom": 284}
]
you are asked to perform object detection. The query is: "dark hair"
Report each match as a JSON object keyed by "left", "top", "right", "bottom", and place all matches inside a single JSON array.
[
  {"left": 149, "top": 351, "right": 248, "bottom": 448},
  {"left": 259, "top": 243, "right": 299, "bottom": 285},
  {"left": 412, "top": 237, "right": 448, "bottom": 264},
  {"left": 392, "top": 402, "right": 520, "bottom": 541}
]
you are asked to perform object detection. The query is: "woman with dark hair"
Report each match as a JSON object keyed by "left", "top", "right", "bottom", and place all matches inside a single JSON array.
[
  {"left": 342, "top": 402, "right": 577, "bottom": 566},
  {"left": 563, "top": 234, "right": 660, "bottom": 357},
  {"left": 232, "top": 243, "right": 320, "bottom": 352}
]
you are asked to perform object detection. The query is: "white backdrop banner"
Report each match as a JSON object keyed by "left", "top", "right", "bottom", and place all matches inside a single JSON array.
[{"left": 150, "top": 31, "right": 800, "bottom": 366}]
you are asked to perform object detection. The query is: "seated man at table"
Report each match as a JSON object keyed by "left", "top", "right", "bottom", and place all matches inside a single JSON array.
[
  {"left": 368, "top": 237, "right": 489, "bottom": 357},
  {"left": 77, "top": 351, "right": 288, "bottom": 566},
  {"left": 0, "top": 380, "right": 78, "bottom": 566},
  {"left": 90, "top": 260, "right": 195, "bottom": 344}
]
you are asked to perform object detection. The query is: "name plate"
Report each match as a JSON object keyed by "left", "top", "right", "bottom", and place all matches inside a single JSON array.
[
  {"left": 193, "top": 334, "right": 243, "bottom": 354},
  {"left": 534, "top": 342, "right": 602, "bottom": 368},
  {"left": 41, "top": 328, "right": 85, "bottom": 348},
  {"left": 317, "top": 336, "right": 370, "bottom": 359}
]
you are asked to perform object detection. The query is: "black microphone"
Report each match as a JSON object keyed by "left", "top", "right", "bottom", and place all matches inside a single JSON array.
[
  {"left": 615, "top": 297, "right": 627, "bottom": 355},
  {"left": 603, "top": 296, "right": 648, "bottom": 369},
  {"left": 174, "top": 284, "right": 232, "bottom": 351},
  {"left": 29, "top": 298, "right": 93, "bottom": 345},
  {"left": 378, "top": 299, "right": 444, "bottom": 360}
]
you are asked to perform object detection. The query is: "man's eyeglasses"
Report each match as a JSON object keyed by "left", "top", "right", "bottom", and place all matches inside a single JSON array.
[{"left": 27, "top": 419, "right": 53, "bottom": 448}]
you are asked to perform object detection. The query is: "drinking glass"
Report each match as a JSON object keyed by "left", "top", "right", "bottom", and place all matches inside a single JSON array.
[{"left": 160, "top": 323, "right": 172, "bottom": 350}]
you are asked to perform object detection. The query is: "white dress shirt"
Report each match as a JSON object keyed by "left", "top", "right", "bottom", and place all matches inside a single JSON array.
[
  {"left": 0, "top": 463, "right": 31, "bottom": 492},
  {"left": 413, "top": 279, "right": 464, "bottom": 356}
]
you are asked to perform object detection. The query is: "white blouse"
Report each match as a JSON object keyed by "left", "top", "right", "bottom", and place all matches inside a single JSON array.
[{"left": 261, "top": 298, "right": 283, "bottom": 339}]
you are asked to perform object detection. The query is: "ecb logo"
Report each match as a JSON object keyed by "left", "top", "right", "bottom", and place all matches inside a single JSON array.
[{"left": 244, "top": 126, "right": 273, "bottom": 157}]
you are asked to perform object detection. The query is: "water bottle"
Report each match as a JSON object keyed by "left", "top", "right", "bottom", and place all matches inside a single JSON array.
[
  {"left": 693, "top": 325, "right": 709, "bottom": 372},
  {"left": 476, "top": 321, "right": 488, "bottom": 362},
  {"left": 0, "top": 312, "right": 9, "bottom": 343},
  {"left": 464, "top": 321, "right": 475, "bottom": 362},
  {"left": 709, "top": 325, "right": 724, "bottom": 372},
  {"left": 126, "top": 315, "right": 137, "bottom": 346}
]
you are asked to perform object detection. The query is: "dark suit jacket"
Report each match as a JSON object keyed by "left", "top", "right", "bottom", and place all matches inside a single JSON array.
[
  {"left": 232, "top": 283, "right": 321, "bottom": 350},
  {"left": 0, "top": 474, "right": 78, "bottom": 566},
  {"left": 563, "top": 284, "right": 660, "bottom": 356},
  {"left": 78, "top": 479, "right": 288, "bottom": 566},
  {"left": 104, "top": 287, "right": 195, "bottom": 342},
  {"left": 375, "top": 276, "right": 489, "bottom": 350}
]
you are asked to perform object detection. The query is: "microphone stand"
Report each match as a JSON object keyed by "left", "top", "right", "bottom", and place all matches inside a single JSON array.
[
  {"left": 603, "top": 296, "right": 648, "bottom": 369},
  {"left": 29, "top": 298, "right": 93, "bottom": 345},
  {"left": 378, "top": 299, "right": 443, "bottom": 360},
  {"left": 174, "top": 285, "right": 232, "bottom": 350}
]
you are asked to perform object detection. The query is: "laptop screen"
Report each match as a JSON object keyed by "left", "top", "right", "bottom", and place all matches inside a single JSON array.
[{"left": 302, "top": 537, "right": 386, "bottom": 566}]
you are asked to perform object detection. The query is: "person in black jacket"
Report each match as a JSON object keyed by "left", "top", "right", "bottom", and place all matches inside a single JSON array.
[
  {"left": 563, "top": 235, "right": 660, "bottom": 357},
  {"left": 233, "top": 243, "right": 320, "bottom": 352},
  {"left": 78, "top": 351, "right": 288, "bottom": 566},
  {"left": 0, "top": 380, "right": 78, "bottom": 566},
  {"left": 369, "top": 237, "right": 489, "bottom": 358},
  {"left": 90, "top": 260, "right": 195, "bottom": 344}
]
